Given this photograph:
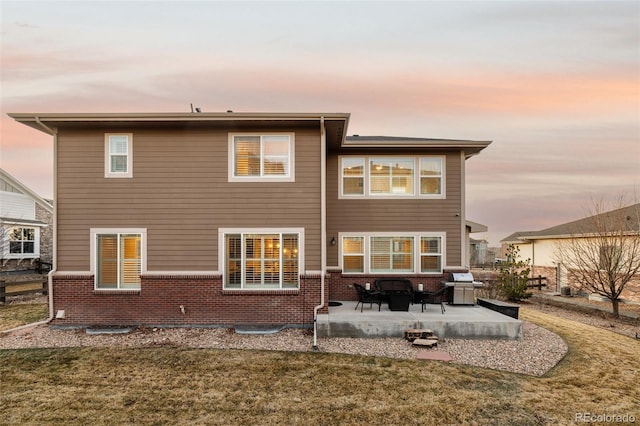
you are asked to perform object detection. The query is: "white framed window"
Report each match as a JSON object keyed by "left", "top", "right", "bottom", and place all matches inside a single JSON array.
[
  {"left": 370, "top": 158, "right": 414, "bottom": 196},
  {"left": 420, "top": 236, "right": 443, "bottom": 273},
  {"left": 342, "top": 236, "right": 365, "bottom": 272},
  {"left": 419, "top": 157, "right": 443, "bottom": 195},
  {"left": 7, "top": 227, "right": 39, "bottom": 258},
  {"left": 339, "top": 156, "right": 445, "bottom": 198},
  {"left": 220, "top": 228, "right": 303, "bottom": 289},
  {"left": 370, "top": 236, "right": 414, "bottom": 272},
  {"left": 340, "top": 232, "right": 445, "bottom": 274},
  {"left": 229, "top": 133, "right": 295, "bottom": 182},
  {"left": 341, "top": 158, "right": 365, "bottom": 195},
  {"left": 91, "top": 228, "right": 146, "bottom": 290},
  {"left": 105, "top": 134, "right": 133, "bottom": 178}
]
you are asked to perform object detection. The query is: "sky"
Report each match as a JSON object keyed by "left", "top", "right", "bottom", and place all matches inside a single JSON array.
[{"left": 1, "top": 0, "right": 639, "bottom": 246}]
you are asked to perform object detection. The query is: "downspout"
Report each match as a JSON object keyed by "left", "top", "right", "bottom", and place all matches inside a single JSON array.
[
  {"left": 2, "top": 118, "right": 57, "bottom": 335},
  {"left": 313, "top": 116, "right": 327, "bottom": 350},
  {"left": 461, "top": 151, "right": 467, "bottom": 269}
]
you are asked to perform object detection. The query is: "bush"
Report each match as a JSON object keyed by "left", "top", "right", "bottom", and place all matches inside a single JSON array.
[{"left": 498, "top": 245, "right": 532, "bottom": 301}]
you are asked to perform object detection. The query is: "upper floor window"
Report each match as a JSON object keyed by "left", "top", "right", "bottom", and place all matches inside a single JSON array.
[
  {"left": 105, "top": 134, "right": 133, "bottom": 178},
  {"left": 92, "top": 228, "right": 146, "bottom": 290},
  {"left": 229, "top": 134, "right": 294, "bottom": 182},
  {"left": 339, "top": 156, "right": 444, "bottom": 198}
]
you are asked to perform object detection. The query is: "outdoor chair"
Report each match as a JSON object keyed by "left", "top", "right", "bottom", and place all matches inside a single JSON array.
[
  {"left": 418, "top": 285, "right": 447, "bottom": 314},
  {"left": 354, "top": 283, "right": 382, "bottom": 312}
]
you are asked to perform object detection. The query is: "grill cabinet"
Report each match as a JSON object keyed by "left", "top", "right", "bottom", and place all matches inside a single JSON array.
[{"left": 446, "top": 273, "right": 482, "bottom": 305}]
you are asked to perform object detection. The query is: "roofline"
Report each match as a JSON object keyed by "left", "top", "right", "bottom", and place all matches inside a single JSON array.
[
  {"left": 342, "top": 136, "right": 491, "bottom": 154},
  {"left": 8, "top": 112, "right": 351, "bottom": 124},
  {"left": 0, "top": 168, "right": 53, "bottom": 213},
  {"left": 8, "top": 112, "right": 351, "bottom": 147}
]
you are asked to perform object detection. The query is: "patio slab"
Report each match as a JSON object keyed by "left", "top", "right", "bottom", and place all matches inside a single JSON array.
[
  {"left": 317, "top": 301, "right": 522, "bottom": 340},
  {"left": 416, "top": 350, "right": 452, "bottom": 362}
]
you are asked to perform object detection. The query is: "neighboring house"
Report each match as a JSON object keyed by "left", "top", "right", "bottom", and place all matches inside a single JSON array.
[
  {"left": 469, "top": 238, "right": 489, "bottom": 267},
  {"left": 9, "top": 112, "right": 490, "bottom": 327},
  {"left": 501, "top": 203, "right": 640, "bottom": 302},
  {"left": 1, "top": 168, "right": 53, "bottom": 272}
]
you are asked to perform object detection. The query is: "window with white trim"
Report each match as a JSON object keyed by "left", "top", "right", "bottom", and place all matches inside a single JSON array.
[
  {"left": 229, "top": 134, "right": 294, "bottom": 181},
  {"left": 105, "top": 134, "right": 133, "bottom": 178},
  {"left": 340, "top": 233, "right": 444, "bottom": 274},
  {"left": 420, "top": 236, "right": 443, "bottom": 273},
  {"left": 223, "top": 231, "right": 301, "bottom": 289},
  {"left": 371, "top": 236, "right": 414, "bottom": 272},
  {"left": 339, "top": 156, "right": 445, "bottom": 198},
  {"left": 8, "top": 227, "right": 37, "bottom": 256},
  {"left": 93, "top": 230, "right": 145, "bottom": 289},
  {"left": 342, "top": 236, "right": 364, "bottom": 273}
]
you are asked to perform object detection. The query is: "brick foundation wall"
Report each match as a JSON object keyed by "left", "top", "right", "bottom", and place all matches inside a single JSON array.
[
  {"left": 327, "top": 269, "right": 456, "bottom": 301},
  {"left": 51, "top": 273, "right": 325, "bottom": 327}
]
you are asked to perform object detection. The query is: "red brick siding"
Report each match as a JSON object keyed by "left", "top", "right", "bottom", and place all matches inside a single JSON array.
[{"left": 51, "top": 274, "right": 324, "bottom": 326}]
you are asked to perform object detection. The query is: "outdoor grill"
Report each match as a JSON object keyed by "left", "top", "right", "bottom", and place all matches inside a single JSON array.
[{"left": 444, "top": 272, "right": 483, "bottom": 305}]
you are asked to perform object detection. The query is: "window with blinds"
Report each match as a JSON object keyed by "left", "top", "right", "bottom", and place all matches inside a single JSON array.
[
  {"left": 224, "top": 232, "right": 299, "bottom": 289},
  {"left": 105, "top": 134, "right": 133, "bottom": 178},
  {"left": 96, "top": 233, "right": 141, "bottom": 289},
  {"left": 341, "top": 233, "right": 444, "bottom": 274},
  {"left": 339, "top": 156, "right": 445, "bottom": 198},
  {"left": 230, "top": 134, "right": 294, "bottom": 182}
]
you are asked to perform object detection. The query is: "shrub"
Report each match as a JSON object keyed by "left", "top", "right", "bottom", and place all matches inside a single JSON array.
[{"left": 498, "top": 245, "right": 532, "bottom": 301}]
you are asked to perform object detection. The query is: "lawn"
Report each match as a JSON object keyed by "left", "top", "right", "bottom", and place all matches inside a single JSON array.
[
  {"left": 1, "top": 308, "right": 638, "bottom": 425},
  {"left": 0, "top": 302, "right": 48, "bottom": 332}
]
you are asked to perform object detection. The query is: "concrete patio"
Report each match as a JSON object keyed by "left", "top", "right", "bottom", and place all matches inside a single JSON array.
[{"left": 317, "top": 301, "right": 523, "bottom": 340}]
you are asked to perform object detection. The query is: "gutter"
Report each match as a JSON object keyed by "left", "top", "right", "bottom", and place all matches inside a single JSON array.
[{"left": 313, "top": 116, "right": 327, "bottom": 350}]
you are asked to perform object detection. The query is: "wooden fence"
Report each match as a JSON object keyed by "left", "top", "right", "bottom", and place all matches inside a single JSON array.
[
  {"left": 0, "top": 279, "right": 48, "bottom": 303},
  {"left": 526, "top": 275, "right": 548, "bottom": 290}
]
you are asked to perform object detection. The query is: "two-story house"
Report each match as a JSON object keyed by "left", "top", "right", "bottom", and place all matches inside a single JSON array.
[
  {"left": 9, "top": 112, "right": 490, "bottom": 328},
  {"left": 1, "top": 168, "right": 53, "bottom": 273}
]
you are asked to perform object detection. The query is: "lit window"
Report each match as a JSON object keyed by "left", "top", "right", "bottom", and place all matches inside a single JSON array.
[
  {"left": 224, "top": 231, "right": 300, "bottom": 289},
  {"left": 105, "top": 134, "right": 133, "bottom": 178},
  {"left": 341, "top": 158, "right": 364, "bottom": 195},
  {"left": 93, "top": 230, "right": 144, "bottom": 289},
  {"left": 420, "top": 236, "right": 442, "bottom": 273},
  {"left": 371, "top": 236, "right": 414, "bottom": 273},
  {"left": 339, "top": 156, "right": 444, "bottom": 198},
  {"left": 230, "top": 134, "right": 294, "bottom": 181},
  {"left": 342, "top": 236, "right": 364, "bottom": 273},
  {"left": 340, "top": 233, "right": 444, "bottom": 274}
]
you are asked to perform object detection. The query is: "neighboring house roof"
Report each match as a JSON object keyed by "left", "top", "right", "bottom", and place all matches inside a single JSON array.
[
  {"left": 0, "top": 168, "right": 53, "bottom": 214},
  {"left": 0, "top": 217, "right": 48, "bottom": 226},
  {"left": 501, "top": 203, "right": 640, "bottom": 242},
  {"left": 466, "top": 220, "right": 488, "bottom": 233}
]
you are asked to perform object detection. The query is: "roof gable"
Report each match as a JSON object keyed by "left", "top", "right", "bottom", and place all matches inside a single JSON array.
[
  {"left": 502, "top": 203, "right": 640, "bottom": 242},
  {"left": 0, "top": 168, "right": 53, "bottom": 214}
]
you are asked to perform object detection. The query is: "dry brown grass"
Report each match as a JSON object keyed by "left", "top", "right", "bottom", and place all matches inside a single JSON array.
[
  {"left": 1, "top": 308, "right": 638, "bottom": 425},
  {"left": 0, "top": 302, "right": 48, "bottom": 332}
]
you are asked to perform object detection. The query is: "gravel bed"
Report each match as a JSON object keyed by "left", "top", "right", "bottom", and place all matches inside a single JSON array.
[
  {"left": 1, "top": 319, "right": 566, "bottom": 377},
  {"left": 4, "top": 296, "right": 639, "bottom": 378}
]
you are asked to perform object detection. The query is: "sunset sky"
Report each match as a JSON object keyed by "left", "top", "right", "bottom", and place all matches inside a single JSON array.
[{"left": 1, "top": 1, "right": 638, "bottom": 245}]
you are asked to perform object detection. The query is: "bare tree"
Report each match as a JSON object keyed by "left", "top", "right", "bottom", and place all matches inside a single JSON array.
[{"left": 555, "top": 198, "right": 640, "bottom": 316}]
